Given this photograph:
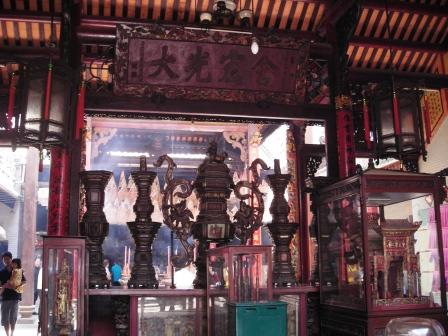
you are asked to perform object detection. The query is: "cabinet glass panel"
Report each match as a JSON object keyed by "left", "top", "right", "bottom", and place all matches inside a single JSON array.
[
  {"left": 42, "top": 237, "right": 85, "bottom": 336},
  {"left": 207, "top": 246, "right": 273, "bottom": 303},
  {"left": 366, "top": 193, "right": 442, "bottom": 309},
  {"left": 138, "top": 296, "right": 204, "bottom": 336},
  {"left": 318, "top": 194, "right": 365, "bottom": 310}
]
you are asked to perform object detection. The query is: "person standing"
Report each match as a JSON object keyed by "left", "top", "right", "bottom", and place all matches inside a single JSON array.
[
  {"left": 110, "top": 260, "right": 122, "bottom": 286},
  {"left": 0, "top": 259, "right": 24, "bottom": 295},
  {"left": 0, "top": 252, "right": 26, "bottom": 336},
  {"left": 103, "top": 258, "right": 112, "bottom": 285},
  {"left": 33, "top": 257, "right": 41, "bottom": 306}
]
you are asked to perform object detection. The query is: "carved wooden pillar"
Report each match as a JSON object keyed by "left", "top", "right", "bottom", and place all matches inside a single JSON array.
[
  {"left": 127, "top": 156, "right": 161, "bottom": 289},
  {"left": 267, "top": 159, "right": 299, "bottom": 287},
  {"left": 79, "top": 170, "right": 112, "bottom": 288},
  {"left": 48, "top": 147, "right": 70, "bottom": 236}
]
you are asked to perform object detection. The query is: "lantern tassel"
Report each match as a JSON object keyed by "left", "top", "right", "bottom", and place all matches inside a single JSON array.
[
  {"left": 423, "top": 94, "right": 431, "bottom": 144},
  {"left": 7, "top": 73, "right": 16, "bottom": 130},
  {"left": 43, "top": 62, "right": 53, "bottom": 121},
  {"left": 39, "top": 150, "right": 44, "bottom": 173},
  {"left": 362, "top": 98, "right": 372, "bottom": 150},
  {"left": 75, "top": 81, "right": 85, "bottom": 140},
  {"left": 392, "top": 91, "right": 401, "bottom": 136}
]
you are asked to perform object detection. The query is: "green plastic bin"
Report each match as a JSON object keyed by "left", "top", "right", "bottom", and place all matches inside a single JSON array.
[{"left": 228, "top": 301, "right": 287, "bottom": 336}]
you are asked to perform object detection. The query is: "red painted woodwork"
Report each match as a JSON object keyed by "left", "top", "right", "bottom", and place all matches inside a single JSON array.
[
  {"left": 7, "top": 72, "right": 16, "bottom": 129},
  {"left": 363, "top": 98, "right": 372, "bottom": 150},
  {"left": 48, "top": 147, "right": 70, "bottom": 236},
  {"left": 336, "top": 95, "right": 356, "bottom": 178},
  {"left": 43, "top": 62, "right": 53, "bottom": 120},
  {"left": 75, "top": 81, "right": 85, "bottom": 140},
  {"left": 423, "top": 94, "right": 431, "bottom": 144}
]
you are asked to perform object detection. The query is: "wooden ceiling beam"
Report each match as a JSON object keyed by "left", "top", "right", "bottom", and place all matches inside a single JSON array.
[
  {"left": 0, "top": 46, "right": 59, "bottom": 62},
  {"left": 77, "top": 16, "right": 331, "bottom": 57},
  {"left": 348, "top": 68, "right": 448, "bottom": 89},
  {"left": 0, "top": 10, "right": 61, "bottom": 23},
  {"left": 317, "top": 0, "right": 357, "bottom": 33},
  {"left": 77, "top": 15, "right": 320, "bottom": 41},
  {"left": 350, "top": 36, "right": 446, "bottom": 53},
  {"left": 85, "top": 93, "right": 332, "bottom": 122},
  {"left": 362, "top": 0, "right": 448, "bottom": 17}
]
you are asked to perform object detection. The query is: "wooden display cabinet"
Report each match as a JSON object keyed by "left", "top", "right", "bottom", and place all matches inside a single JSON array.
[
  {"left": 41, "top": 236, "right": 86, "bottom": 336},
  {"left": 316, "top": 169, "right": 448, "bottom": 335},
  {"left": 206, "top": 245, "right": 273, "bottom": 336}
]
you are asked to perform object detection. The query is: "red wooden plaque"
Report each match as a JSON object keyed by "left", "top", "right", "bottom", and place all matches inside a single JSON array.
[{"left": 115, "top": 24, "right": 310, "bottom": 105}]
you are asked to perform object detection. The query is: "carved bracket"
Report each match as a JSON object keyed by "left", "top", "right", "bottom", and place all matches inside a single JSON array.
[
  {"left": 223, "top": 131, "right": 248, "bottom": 162},
  {"left": 306, "top": 156, "right": 323, "bottom": 178}
]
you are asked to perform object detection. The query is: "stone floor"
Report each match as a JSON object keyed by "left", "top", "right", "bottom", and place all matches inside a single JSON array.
[{"left": 1, "top": 316, "right": 39, "bottom": 336}]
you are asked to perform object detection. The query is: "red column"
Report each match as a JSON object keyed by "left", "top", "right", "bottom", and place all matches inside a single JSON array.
[
  {"left": 336, "top": 95, "right": 357, "bottom": 179},
  {"left": 47, "top": 147, "right": 70, "bottom": 236}
]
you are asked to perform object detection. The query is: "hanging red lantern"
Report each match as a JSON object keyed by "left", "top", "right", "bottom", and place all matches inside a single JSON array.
[
  {"left": 18, "top": 59, "right": 74, "bottom": 148},
  {"left": 369, "top": 79, "right": 426, "bottom": 161}
]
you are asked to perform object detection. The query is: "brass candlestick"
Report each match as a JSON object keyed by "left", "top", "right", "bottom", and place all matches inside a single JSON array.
[{"left": 266, "top": 159, "right": 299, "bottom": 287}]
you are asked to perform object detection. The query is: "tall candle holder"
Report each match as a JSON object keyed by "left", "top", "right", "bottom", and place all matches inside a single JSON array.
[
  {"left": 79, "top": 170, "right": 112, "bottom": 288},
  {"left": 127, "top": 156, "right": 161, "bottom": 288},
  {"left": 266, "top": 159, "right": 299, "bottom": 287}
]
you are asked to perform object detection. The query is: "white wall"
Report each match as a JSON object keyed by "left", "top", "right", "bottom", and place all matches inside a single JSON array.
[
  {"left": 419, "top": 117, "right": 448, "bottom": 174},
  {"left": 0, "top": 200, "right": 21, "bottom": 256}
]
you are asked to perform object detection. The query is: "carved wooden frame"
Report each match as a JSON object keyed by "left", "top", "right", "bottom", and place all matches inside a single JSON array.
[{"left": 115, "top": 24, "right": 310, "bottom": 105}]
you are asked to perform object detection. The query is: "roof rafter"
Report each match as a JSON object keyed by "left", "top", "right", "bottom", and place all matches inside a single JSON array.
[
  {"left": 350, "top": 36, "right": 446, "bottom": 53},
  {"left": 362, "top": 0, "right": 448, "bottom": 17},
  {"left": 348, "top": 68, "right": 448, "bottom": 89},
  {"left": 0, "top": 10, "right": 61, "bottom": 23}
]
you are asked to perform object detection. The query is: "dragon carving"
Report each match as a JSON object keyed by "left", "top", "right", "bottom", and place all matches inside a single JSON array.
[
  {"left": 233, "top": 158, "right": 270, "bottom": 244},
  {"left": 154, "top": 154, "right": 195, "bottom": 267}
]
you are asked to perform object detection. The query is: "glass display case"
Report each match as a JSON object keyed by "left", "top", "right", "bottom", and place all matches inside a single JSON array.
[
  {"left": 41, "top": 236, "right": 86, "bottom": 336},
  {"left": 206, "top": 245, "right": 273, "bottom": 336},
  {"left": 207, "top": 245, "right": 273, "bottom": 302},
  {"left": 137, "top": 295, "right": 206, "bottom": 336},
  {"left": 316, "top": 169, "right": 448, "bottom": 335}
]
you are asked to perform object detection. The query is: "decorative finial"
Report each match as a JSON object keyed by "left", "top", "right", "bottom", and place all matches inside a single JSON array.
[
  {"left": 274, "top": 159, "right": 281, "bottom": 175},
  {"left": 140, "top": 155, "right": 147, "bottom": 171},
  {"left": 206, "top": 141, "right": 228, "bottom": 163}
]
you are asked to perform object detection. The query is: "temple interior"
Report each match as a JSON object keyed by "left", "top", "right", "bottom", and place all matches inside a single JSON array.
[{"left": 0, "top": 0, "right": 447, "bottom": 335}]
